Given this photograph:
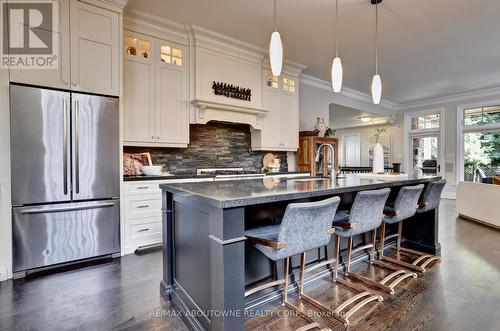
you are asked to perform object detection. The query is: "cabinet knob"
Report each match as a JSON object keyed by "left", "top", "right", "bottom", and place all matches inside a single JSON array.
[
  {"left": 152, "top": 136, "right": 155, "bottom": 140},
  {"left": 63, "top": 80, "right": 68, "bottom": 85},
  {"left": 157, "top": 136, "right": 160, "bottom": 140}
]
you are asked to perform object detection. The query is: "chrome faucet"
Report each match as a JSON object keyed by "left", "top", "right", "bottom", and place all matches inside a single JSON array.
[{"left": 315, "top": 143, "right": 336, "bottom": 181}]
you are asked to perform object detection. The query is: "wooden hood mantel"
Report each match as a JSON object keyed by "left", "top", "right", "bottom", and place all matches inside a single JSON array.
[{"left": 191, "top": 99, "right": 269, "bottom": 130}]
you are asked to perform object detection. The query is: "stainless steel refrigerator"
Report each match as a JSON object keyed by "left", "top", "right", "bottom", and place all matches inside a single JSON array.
[{"left": 10, "top": 84, "right": 120, "bottom": 274}]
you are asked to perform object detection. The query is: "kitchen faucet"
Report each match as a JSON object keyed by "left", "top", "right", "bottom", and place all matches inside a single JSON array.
[{"left": 315, "top": 143, "right": 336, "bottom": 181}]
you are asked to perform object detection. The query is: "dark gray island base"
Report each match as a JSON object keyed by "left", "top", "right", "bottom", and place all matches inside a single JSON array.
[{"left": 159, "top": 175, "right": 442, "bottom": 330}]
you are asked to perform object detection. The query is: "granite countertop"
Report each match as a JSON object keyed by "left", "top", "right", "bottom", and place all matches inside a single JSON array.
[
  {"left": 123, "top": 171, "right": 310, "bottom": 181},
  {"left": 160, "top": 174, "right": 441, "bottom": 208}
]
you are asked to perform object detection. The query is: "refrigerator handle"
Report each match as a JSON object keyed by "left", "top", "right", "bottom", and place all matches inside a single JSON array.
[
  {"left": 75, "top": 99, "right": 80, "bottom": 194},
  {"left": 63, "top": 98, "right": 68, "bottom": 195},
  {"left": 20, "top": 202, "right": 115, "bottom": 215}
]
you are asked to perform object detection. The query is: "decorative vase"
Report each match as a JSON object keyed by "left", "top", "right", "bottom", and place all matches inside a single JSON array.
[
  {"left": 372, "top": 143, "right": 385, "bottom": 174},
  {"left": 314, "top": 117, "right": 327, "bottom": 137}
]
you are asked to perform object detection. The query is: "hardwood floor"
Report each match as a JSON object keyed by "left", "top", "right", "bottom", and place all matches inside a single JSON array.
[{"left": 1, "top": 199, "right": 500, "bottom": 330}]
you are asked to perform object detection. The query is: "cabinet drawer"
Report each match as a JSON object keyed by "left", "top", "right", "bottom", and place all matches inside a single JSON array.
[
  {"left": 124, "top": 194, "right": 162, "bottom": 219},
  {"left": 127, "top": 220, "right": 162, "bottom": 246},
  {"left": 124, "top": 182, "right": 161, "bottom": 195}
]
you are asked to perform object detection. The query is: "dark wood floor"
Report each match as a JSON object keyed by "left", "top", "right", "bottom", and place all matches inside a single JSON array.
[{"left": 1, "top": 199, "right": 500, "bottom": 331}]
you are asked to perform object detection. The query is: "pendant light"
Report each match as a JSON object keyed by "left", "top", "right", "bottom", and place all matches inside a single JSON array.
[
  {"left": 331, "top": 0, "right": 343, "bottom": 92},
  {"left": 371, "top": 0, "right": 382, "bottom": 104},
  {"left": 269, "top": 0, "right": 283, "bottom": 76}
]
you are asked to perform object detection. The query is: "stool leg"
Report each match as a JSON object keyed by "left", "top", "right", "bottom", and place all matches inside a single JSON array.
[
  {"left": 379, "top": 223, "right": 386, "bottom": 258},
  {"left": 283, "top": 257, "right": 290, "bottom": 305},
  {"left": 299, "top": 252, "right": 306, "bottom": 296},
  {"left": 346, "top": 237, "right": 353, "bottom": 272},
  {"left": 334, "top": 235, "right": 340, "bottom": 280},
  {"left": 397, "top": 221, "right": 402, "bottom": 251},
  {"left": 370, "top": 230, "right": 377, "bottom": 263}
]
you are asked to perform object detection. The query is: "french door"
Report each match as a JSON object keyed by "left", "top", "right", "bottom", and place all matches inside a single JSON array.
[{"left": 409, "top": 133, "right": 441, "bottom": 176}]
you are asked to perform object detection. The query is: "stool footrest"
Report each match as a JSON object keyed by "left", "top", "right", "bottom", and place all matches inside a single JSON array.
[
  {"left": 305, "top": 257, "right": 336, "bottom": 274},
  {"left": 346, "top": 271, "right": 394, "bottom": 294},
  {"left": 245, "top": 279, "right": 285, "bottom": 297},
  {"left": 295, "top": 322, "right": 321, "bottom": 331},
  {"left": 380, "top": 256, "right": 425, "bottom": 272}
]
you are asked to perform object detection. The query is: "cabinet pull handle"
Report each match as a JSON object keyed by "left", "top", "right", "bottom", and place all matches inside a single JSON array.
[
  {"left": 157, "top": 136, "right": 160, "bottom": 140},
  {"left": 136, "top": 186, "right": 148, "bottom": 190},
  {"left": 152, "top": 136, "right": 155, "bottom": 140},
  {"left": 136, "top": 205, "right": 150, "bottom": 209},
  {"left": 63, "top": 80, "right": 68, "bottom": 85},
  {"left": 72, "top": 81, "right": 80, "bottom": 87},
  {"left": 137, "top": 228, "right": 150, "bottom": 232}
]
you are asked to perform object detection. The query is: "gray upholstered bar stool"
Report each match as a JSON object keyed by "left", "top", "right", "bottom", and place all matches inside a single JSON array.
[
  {"left": 332, "top": 188, "right": 417, "bottom": 295},
  {"left": 380, "top": 180, "right": 446, "bottom": 272},
  {"left": 244, "top": 196, "right": 341, "bottom": 331}
]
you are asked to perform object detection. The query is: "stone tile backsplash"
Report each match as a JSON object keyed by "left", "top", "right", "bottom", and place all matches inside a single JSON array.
[{"left": 124, "top": 122, "right": 288, "bottom": 174}]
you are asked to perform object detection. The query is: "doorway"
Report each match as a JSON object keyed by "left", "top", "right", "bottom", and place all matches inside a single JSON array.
[
  {"left": 341, "top": 134, "right": 361, "bottom": 167},
  {"left": 410, "top": 134, "right": 440, "bottom": 175}
]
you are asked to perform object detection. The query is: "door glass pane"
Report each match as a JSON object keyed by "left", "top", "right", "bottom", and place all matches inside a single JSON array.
[
  {"left": 464, "top": 106, "right": 500, "bottom": 126},
  {"left": 411, "top": 114, "right": 440, "bottom": 130},
  {"left": 412, "top": 136, "right": 438, "bottom": 175},
  {"left": 464, "top": 130, "right": 500, "bottom": 181},
  {"left": 125, "top": 37, "right": 150, "bottom": 59}
]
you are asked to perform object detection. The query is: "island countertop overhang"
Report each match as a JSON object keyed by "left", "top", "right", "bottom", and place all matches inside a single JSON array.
[{"left": 159, "top": 175, "right": 442, "bottom": 208}]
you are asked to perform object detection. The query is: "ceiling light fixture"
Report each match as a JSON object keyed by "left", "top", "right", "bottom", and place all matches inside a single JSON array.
[
  {"left": 269, "top": 0, "right": 283, "bottom": 76},
  {"left": 360, "top": 116, "right": 372, "bottom": 123},
  {"left": 371, "top": 0, "right": 382, "bottom": 104},
  {"left": 331, "top": 0, "right": 343, "bottom": 92}
]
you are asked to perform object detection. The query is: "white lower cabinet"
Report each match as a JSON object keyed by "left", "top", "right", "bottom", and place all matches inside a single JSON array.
[{"left": 122, "top": 178, "right": 211, "bottom": 255}]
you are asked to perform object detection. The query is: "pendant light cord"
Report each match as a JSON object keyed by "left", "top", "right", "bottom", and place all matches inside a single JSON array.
[
  {"left": 375, "top": 1, "right": 379, "bottom": 75},
  {"left": 335, "top": 0, "right": 339, "bottom": 57},
  {"left": 274, "top": 0, "right": 277, "bottom": 32}
]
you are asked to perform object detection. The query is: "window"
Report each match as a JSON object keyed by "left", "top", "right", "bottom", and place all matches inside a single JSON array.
[
  {"left": 464, "top": 105, "right": 500, "bottom": 126},
  {"left": 463, "top": 130, "right": 500, "bottom": 181},
  {"left": 160, "top": 45, "right": 182, "bottom": 66},
  {"left": 459, "top": 102, "right": 500, "bottom": 182},
  {"left": 411, "top": 114, "right": 440, "bottom": 130},
  {"left": 283, "top": 78, "right": 295, "bottom": 92},
  {"left": 124, "top": 36, "right": 150, "bottom": 59},
  {"left": 266, "top": 72, "right": 278, "bottom": 89}
]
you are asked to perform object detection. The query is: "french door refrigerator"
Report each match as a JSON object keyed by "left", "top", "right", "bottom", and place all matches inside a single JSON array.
[{"left": 10, "top": 84, "right": 120, "bottom": 274}]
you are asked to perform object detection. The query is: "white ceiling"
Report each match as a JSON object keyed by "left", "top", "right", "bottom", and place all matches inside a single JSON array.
[{"left": 125, "top": 0, "right": 500, "bottom": 104}]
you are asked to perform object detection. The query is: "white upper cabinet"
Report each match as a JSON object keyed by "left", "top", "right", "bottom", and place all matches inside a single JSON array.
[
  {"left": 70, "top": 0, "right": 119, "bottom": 96},
  {"left": 9, "top": 0, "right": 120, "bottom": 96},
  {"left": 155, "top": 40, "right": 189, "bottom": 146},
  {"left": 123, "top": 33, "right": 189, "bottom": 148},
  {"left": 123, "top": 32, "right": 155, "bottom": 143},
  {"left": 9, "top": 0, "right": 71, "bottom": 89},
  {"left": 251, "top": 71, "right": 299, "bottom": 151}
]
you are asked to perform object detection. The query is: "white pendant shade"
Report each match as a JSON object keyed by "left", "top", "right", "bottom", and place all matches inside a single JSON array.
[
  {"left": 371, "top": 74, "right": 382, "bottom": 104},
  {"left": 331, "top": 57, "right": 343, "bottom": 93},
  {"left": 269, "top": 31, "right": 283, "bottom": 76}
]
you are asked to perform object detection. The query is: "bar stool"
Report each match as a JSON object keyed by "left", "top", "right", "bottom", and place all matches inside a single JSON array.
[
  {"left": 378, "top": 184, "right": 425, "bottom": 272},
  {"left": 244, "top": 196, "right": 341, "bottom": 331},
  {"left": 380, "top": 180, "right": 446, "bottom": 272},
  {"left": 333, "top": 188, "right": 417, "bottom": 295}
]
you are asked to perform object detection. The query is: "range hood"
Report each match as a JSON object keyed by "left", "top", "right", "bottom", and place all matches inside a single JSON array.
[{"left": 191, "top": 99, "right": 269, "bottom": 130}]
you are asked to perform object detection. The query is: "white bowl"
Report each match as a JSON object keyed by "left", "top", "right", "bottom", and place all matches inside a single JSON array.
[{"left": 142, "top": 165, "right": 162, "bottom": 176}]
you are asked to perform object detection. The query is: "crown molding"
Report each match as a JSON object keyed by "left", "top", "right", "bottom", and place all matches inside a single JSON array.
[
  {"left": 124, "top": 10, "right": 190, "bottom": 45},
  {"left": 333, "top": 117, "right": 390, "bottom": 130},
  {"left": 299, "top": 74, "right": 398, "bottom": 111},
  {"left": 81, "top": 0, "right": 128, "bottom": 13},
  {"left": 398, "top": 85, "right": 500, "bottom": 110}
]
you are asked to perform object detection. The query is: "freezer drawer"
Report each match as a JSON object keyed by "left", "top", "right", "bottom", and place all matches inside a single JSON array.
[{"left": 13, "top": 200, "right": 120, "bottom": 272}]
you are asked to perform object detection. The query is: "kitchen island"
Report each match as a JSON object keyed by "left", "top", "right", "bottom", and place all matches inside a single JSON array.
[{"left": 160, "top": 175, "right": 442, "bottom": 330}]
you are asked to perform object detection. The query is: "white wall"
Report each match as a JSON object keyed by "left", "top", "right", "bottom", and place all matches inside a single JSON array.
[
  {"left": 334, "top": 121, "right": 405, "bottom": 167},
  {"left": 399, "top": 92, "right": 500, "bottom": 199},
  {"left": 299, "top": 81, "right": 397, "bottom": 131},
  {"left": 0, "top": 68, "right": 12, "bottom": 281}
]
